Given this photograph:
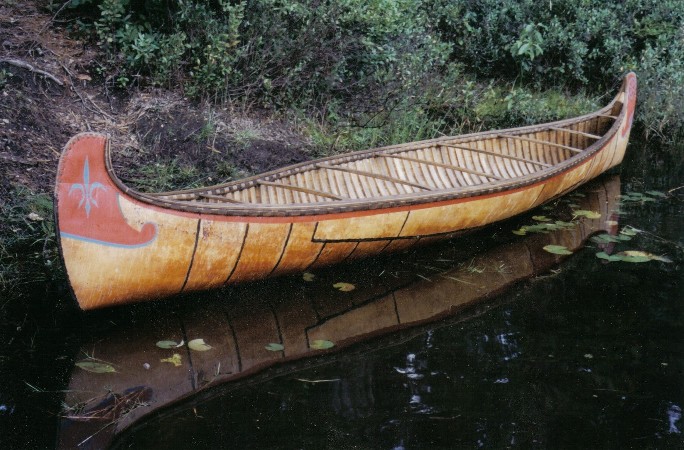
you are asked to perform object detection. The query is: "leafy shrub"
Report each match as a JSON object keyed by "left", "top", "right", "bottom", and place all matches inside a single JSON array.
[{"left": 65, "top": 0, "right": 684, "bottom": 140}]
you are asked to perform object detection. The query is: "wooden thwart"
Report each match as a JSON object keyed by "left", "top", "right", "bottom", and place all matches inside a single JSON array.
[
  {"left": 442, "top": 144, "right": 552, "bottom": 168},
  {"left": 379, "top": 153, "right": 502, "bottom": 180},
  {"left": 549, "top": 126, "right": 601, "bottom": 140},
  {"left": 315, "top": 163, "right": 433, "bottom": 191},
  {"left": 257, "top": 180, "right": 344, "bottom": 201},
  {"left": 198, "top": 193, "right": 243, "bottom": 203},
  {"left": 499, "top": 134, "right": 583, "bottom": 154}
]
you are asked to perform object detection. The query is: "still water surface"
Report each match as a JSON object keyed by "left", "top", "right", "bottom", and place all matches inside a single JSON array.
[{"left": 1, "top": 137, "right": 682, "bottom": 449}]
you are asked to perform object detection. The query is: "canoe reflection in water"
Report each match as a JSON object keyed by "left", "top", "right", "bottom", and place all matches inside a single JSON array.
[{"left": 58, "top": 175, "right": 621, "bottom": 449}]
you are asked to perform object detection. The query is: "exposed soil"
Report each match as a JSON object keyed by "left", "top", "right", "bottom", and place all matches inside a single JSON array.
[{"left": 0, "top": 1, "right": 312, "bottom": 207}]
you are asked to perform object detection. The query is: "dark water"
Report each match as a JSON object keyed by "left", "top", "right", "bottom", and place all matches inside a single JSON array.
[{"left": 1, "top": 137, "right": 683, "bottom": 449}]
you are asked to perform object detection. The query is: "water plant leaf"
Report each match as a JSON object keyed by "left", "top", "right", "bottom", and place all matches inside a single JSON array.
[
  {"left": 646, "top": 190, "right": 667, "bottom": 198},
  {"left": 310, "top": 339, "right": 335, "bottom": 350},
  {"left": 554, "top": 220, "right": 576, "bottom": 228},
  {"left": 573, "top": 210, "right": 601, "bottom": 219},
  {"left": 591, "top": 234, "right": 621, "bottom": 244},
  {"left": 532, "top": 215, "right": 551, "bottom": 222},
  {"left": 512, "top": 229, "right": 526, "bottom": 236},
  {"left": 543, "top": 245, "right": 573, "bottom": 255},
  {"left": 617, "top": 251, "right": 672, "bottom": 263},
  {"left": 156, "top": 340, "right": 181, "bottom": 349},
  {"left": 620, "top": 227, "right": 638, "bottom": 236},
  {"left": 596, "top": 252, "right": 621, "bottom": 262},
  {"left": 606, "top": 220, "right": 619, "bottom": 226},
  {"left": 188, "top": 339, "right": 213, "bottom": 351},
  {"left": 333, "top": 282, "right": 355, "bottom": 292},
  {"left": 76, "top": 361, "right": 116, "bottom": 373},
  {"left": 615, "top": 251, "right": 651, "bottom": 263},
  {"left": 161, "top": 353, "right": 182, "bottom": 367},
  {"left": 265, "top": 343, "right": 284, "bottom": 352},
  {"left": 302, "top": 272, "right": 315, "bottom": 282}
]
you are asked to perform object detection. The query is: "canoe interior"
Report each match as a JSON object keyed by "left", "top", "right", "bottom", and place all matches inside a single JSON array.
[{"left": 144, "top": 103, "right": 622, "bottom": 209}]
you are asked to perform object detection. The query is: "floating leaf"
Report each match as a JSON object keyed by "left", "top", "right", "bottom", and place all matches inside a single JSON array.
[
  {"left": 591, "top": 234, "right": 621, "bottom": 244},
  {"left": 596, "top": 252, "right": 621, "bottom": 262},
  {"left": 573, "top": 210, "right": 601, "bottom": 219},
  {"left": 161, "top": 353, "right": 182, "bottom": 367},
  {"left": 543, "top": 245, "right": 573, "bottom": 255},
  {"left": 310, "top": 339, "right": 335, "bottom": 350},
  {"left": 584, "top": 354, "right": 594, "bottom": 359},
  {"left": 605, "top": 220, "right": 619, "bottom": 226},
  {"left": 302, "top": 272, "right": 315, "bottom": 282},
  {"left": 646, "top": 190, "right": 667, "bottom": 198},
  {"left": 76, "top": 361, "right": 116, "bottom": 373},
  {"left": 188, "top": 339, "right": 213, "bottom": 352},
  {"left": 554, "top": 220, "right": 576, "bottom": 228},
  {"left": 532, "top": 215, "right": 551, "bottom": 222},
  {"left": 333, "top": 282, "right": 355, "bottom": 292},
  {"left": 620, "top": 227, "right": 638, "bottom": 236},
  {"left": 512, "top": 229, "right": 526, "bottom": 236},
  {"left": 156, "top": 340, "right": 181, "bottom": 349},
  {"left": 265, "top": 343, "right": 284, "bottom": 352},
  {"left": 617, "top": 250, "right": 672, "bottom": 263},
  {"left": 615, "top": 251, "right": 652, "bottom": 263}
]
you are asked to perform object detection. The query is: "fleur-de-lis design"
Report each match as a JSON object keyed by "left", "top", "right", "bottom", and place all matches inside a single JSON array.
[{"left": 69, "top": 157, "right": 107, "bottom": 217}]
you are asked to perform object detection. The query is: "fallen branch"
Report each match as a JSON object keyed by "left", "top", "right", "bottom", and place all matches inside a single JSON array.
[{"left": 0, "top": 58, "right": 64, "bottom": 86}]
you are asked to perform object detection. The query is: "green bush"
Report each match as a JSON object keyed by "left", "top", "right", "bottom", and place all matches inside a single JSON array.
[{"left": 64, "top": 0, "right": 684, "bottom": 140}]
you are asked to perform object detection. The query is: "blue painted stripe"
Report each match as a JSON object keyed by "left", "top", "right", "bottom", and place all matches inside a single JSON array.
[{"left": 61, "top": 225, "right": 158, "bottom": 249}]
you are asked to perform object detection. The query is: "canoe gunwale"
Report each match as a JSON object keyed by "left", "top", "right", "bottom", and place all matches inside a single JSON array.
[{"left": 103, "top": 80, "right": 629, "bottom": 218}]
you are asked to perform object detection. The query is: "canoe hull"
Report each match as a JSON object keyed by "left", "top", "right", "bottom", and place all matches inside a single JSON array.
[{"left": 56, "top": 75, "right": 635, "bottom": 309}]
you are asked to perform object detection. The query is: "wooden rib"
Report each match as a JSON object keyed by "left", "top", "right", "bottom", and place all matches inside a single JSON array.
[
  {"left": 197, "top": 193, "right": 243, "bottom": 203},
  {"left": 441, "top": 144, "right": 552, "bottom": 168},
  {"left": 315, "top": 163, "right": 433, "bottom": 191},
  {"left": 379, "top": 153, "right": 502, "bottom": 180},
  {"left": 257, "top": 180, "right": 344, "bottom": 201},
  {"left": 498, "top": 134, "right": 583, "bottom": 154},
  {"left": 549, "top": 126, "right": 601, "bottom": 140}
]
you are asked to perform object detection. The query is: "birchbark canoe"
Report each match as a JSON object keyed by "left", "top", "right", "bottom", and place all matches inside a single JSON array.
[
  {"left": 57, "top": 175, "right": 621, "bottom": 449},
  {"left": 55, "top": 73, "right": 636, "bottom": 310}
]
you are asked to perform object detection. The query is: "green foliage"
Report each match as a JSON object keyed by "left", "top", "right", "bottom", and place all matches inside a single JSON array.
[
  {"left": 67, "top": 0, "right": 684, "bottom": 140},
  {"left": 0, "top": 186, "right": 60, "bottom": 296}
]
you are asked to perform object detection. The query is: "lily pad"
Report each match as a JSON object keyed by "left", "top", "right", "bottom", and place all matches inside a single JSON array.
[
  {"left": 590, "top": 234, "right": 622, "bottom": 244},
  {"left": 596, "top": 252, "right": 621, "bottom": 262},
  {"left": 596, "top": 250, "right": 672, "bottom": 263},
  {"left": 161, "top": 353, "right": 182, "bottom": 367},
  {"left": 302, "top": 272, "right": 315, "bottom": 282},
  {"left": 75, "top": 361, "right": 116, "bottom": 373},
  {"left": 310, "top": 339, "right": 335, "bottom": 350},
  {"left": 265, "top": 343, "right": 285, "bottom": 352},
  {"left": 543, "top": 245, "right": 573, "bottom": 255},
  {"left": 333, "top": 282, "right": 355, "bottom": 292},
  {"left": 156, "top": 340, "right": 182, "bottom": 349},
  {"left": 620, "top": 227, "right": 638, "bottom": 236},
  {"left": 573, "top": 210, "right": 601, "bottom": 219},
  {"left": 617, "top": 250, "right": 672, "bottom": 263},
  {"left": 188, "top": 339, "right": 213, "bottom": 351}
]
